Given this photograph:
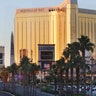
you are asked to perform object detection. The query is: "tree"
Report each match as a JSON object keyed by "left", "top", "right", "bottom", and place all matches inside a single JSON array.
[
  {"left": 28, "top": 63, "right": 39, "bottom": 84},
  {"left": 63, "top": 42, "right": 82, "bottom": 96},
  {"left": 0, "top": 66, "right": 10, "bottom": 91},
  {"left": 78, "top": 35, "right": 95, "bottom": 95},
  {"left": 8, "top": 63, "right": 18, "bottom": 82},
  {"left": 63, "top": 40, "right": 91, "bottom": 96},
  {"left": 49, "top": 64, "right": 58, "bottom": 96},
  {"left": 56, "top": 57, "right": 66, "bottom": 96},
  {"left": 7, "top": 63, "right": 18, "bottom": 93},
  {"left": 19, "top": 56, "right": 30, "bottom": 96},
  {"left": 0, "top": 66, "right": 9, "bottom": 83},
  {"left": 44, "top": 76, "right": 52, "bottom": 84},
  {"left": 19, "top": 56, "right": 30, "bottom": 84},
  {"left": 28, "top": 63, "right": 40, "bottom": 96},
  {"left": 49, "top": 57, "right": 66, "bottom": 96}
]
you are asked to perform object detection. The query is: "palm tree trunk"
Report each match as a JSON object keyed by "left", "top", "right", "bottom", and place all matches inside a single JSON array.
[
  {"left": 76, "top": 67, "right": 79, "bottom": 96},
  {"left": 59, "top": 70, "right": 63, "bottom": 96},
  {"left": 83, "top": 64, "right": 86, "bottom": 95},
  {"left": 66, "top": 69, "right": 69, "bottom": 96},
  {"left": 12, "top": 72, "right": 15, "bottom": 93},
  {"left": 83, "top": 51, "right": 86, "bottom": 96},
  {"left": 23, "top": 85, "right": 26, "bottom": 96},
  {"left": 54, "top": 77, "right": 57, "bottom": 96},
  {"left": 33, "top": 74, "right": 35, "bottom": 96},
  {"left": 34, "top": 75, "right": 36, "bottom": 96},
  {"left": 23, "top": 71, "right": 27, "bottom": 96},
  {"left": 71, "top": 68, "right": 73, "bottom": 96}
]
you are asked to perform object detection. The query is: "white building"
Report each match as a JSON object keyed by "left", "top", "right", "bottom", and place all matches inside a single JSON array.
[{"left": 0, "top": 46, "right": 4, "bottom": 68}]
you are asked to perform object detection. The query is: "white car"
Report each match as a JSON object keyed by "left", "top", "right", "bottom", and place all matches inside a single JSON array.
[{"left": 86, "top": 88, "right": 96, "bottom": 96}]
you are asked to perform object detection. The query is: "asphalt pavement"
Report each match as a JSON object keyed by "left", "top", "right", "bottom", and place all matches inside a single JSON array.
[{"left": 0, "top": 91, "right": 14, "bottom": 96}]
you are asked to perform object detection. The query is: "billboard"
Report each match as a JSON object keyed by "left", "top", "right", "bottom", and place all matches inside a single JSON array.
[
  {"left": 38, "top": 44, "right": 55, "bottom": 70},
  {"left": 41, "top": 61, "right": 51, "bottom": 70},
  {"left": 41, "top": 51, "right": 53, "bottom": 59},
  {"left": 38, "top": 44, "right": 55, "bottom": 61}
]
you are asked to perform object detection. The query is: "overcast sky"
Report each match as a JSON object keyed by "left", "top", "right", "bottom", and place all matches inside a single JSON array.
[{"left": 0, "top": 0, "right": 96, "bottom": 66}]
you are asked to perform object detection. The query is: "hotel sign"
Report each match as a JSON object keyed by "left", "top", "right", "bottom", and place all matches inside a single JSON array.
[
  {"left": 39, "top": 45, "right": 54, "bottom": 51},
  {"left": 17, "top": 8, "right": 45, "bottom": 13}
]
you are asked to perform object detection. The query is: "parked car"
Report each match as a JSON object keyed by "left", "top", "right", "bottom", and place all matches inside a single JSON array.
[{"left": 86, "top": 88, "right": 96, "bottom": 96}]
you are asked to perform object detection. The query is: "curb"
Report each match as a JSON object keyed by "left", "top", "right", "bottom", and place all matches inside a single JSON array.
[{"left": 0, "top": 91, "right": 15, "bottom": 96}]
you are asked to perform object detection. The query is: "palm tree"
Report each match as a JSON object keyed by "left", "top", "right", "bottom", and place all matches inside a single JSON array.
[
  {"left": 78, "top": 35, "right": 95, "bottom": 95},
  {"left": 64, "top": 63, "right": 70, "bottom": 96},
  {"left": 64, "top": 44, "right": 75, "bottom": 96},
  {"left": 7, "top": 63, "right": 18, "bottom": 93},
  {"left": 8, "top": 63, "right": 18, "bottom": 82},
  {"left": 56, "top": 57, "right": 66, "bottom": 96},
  {"left": 28, "top": 63, "right": 40, "bottom": 96},
  {"left": 63, "top": 42, "right": 80, "bottom": 96},
  {"left": 74, "top": 55, "right": 83, "bottom": 96},
  {"left": 63, "top": 42, "right": 88, "bottom": 96},
  {"left": 20, "top": 56, "right": 30, "bottom": 84},
  {"left": 49, "top": 64, "right": 58, "bottom": 96},
  {"left": 19, "top": 56, "right": 30, "bottom": 96}
]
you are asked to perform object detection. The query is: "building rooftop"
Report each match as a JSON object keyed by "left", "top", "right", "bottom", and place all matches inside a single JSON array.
[
  {"left": 79, "top": 8, "right": 96, "bottom": 15},
  {"left": 16, "top": 0, "right": 68, "bottom": 14}
]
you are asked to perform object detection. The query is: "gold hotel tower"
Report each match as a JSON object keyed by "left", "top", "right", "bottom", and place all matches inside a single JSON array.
[{"left": 15, "top": 0, "right": 96, "bottom": 64}]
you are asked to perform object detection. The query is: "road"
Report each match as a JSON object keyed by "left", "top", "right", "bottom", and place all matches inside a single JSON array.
[
  {"left": 0, "top": 91, "right": 14, "bottom": 96},
  {"left": 0, "top": 81, "right": 14, "bottom": 96},
  {"left": 0, "top": 82, "right": 57, "bottom": 96},
  {"left": 16, "top": 84, "right": 55, "bottom": 96}
]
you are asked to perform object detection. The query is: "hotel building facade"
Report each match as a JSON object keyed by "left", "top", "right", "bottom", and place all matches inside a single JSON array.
[{"left": 14, "top": 0, "right": 96, "bottom": 65}]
